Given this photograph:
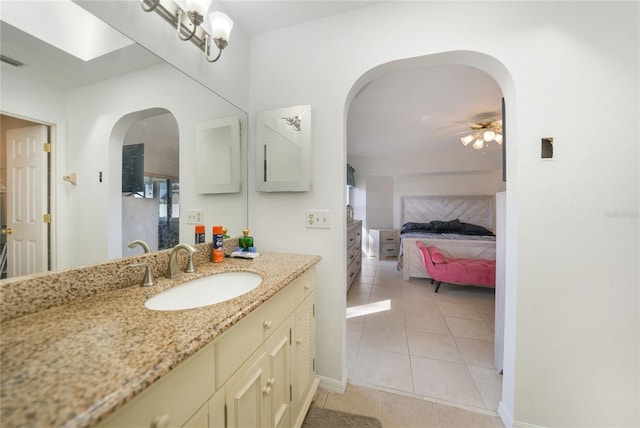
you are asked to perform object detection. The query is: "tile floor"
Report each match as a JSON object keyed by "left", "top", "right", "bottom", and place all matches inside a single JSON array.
[{"left": 339, "top": 256, "right": 503, "bottom": 426}]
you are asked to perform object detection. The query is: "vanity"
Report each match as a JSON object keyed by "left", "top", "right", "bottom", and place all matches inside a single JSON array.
[{"left": 0, "top": 249, "right": 321, "bottom": 428}]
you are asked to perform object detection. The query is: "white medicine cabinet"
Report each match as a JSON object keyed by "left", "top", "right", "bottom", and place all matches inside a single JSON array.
[
  {"left": 256, "top": 105, "right": 311, "bottom": 192},
  {"left": 196, "top": 116, "right": 241, "bottom": 194}
]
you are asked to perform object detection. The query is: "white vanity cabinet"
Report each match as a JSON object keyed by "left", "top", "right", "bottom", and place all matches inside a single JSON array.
[{"left": 97, "top": 267, "right": 317, "bottom": 428}]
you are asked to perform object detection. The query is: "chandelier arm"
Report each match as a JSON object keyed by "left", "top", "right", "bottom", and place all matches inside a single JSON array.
[
  {"left": 140, "top": 0, "right": 160, "bottom": 12},
  {"left": 205, "top": 36, "right": 224, "bottom": 63},
  {"left": 176, "top": 9, "right": 198, "bottom": 41}
]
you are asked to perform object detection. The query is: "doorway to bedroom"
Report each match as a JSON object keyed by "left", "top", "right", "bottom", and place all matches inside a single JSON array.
[{"left": 345, "top": 56, "right": 507, "bottom": 412}]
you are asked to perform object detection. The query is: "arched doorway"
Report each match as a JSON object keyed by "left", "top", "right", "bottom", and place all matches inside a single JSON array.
[
  {"left": 343, "top": 50, "right": 517, "bottom": 417},
  {"left": 108, "top": 108, "right": 179, "bottom": 259}
]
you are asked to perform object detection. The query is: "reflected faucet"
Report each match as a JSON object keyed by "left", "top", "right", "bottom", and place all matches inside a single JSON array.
[
  {"left": 128, "top": 240, "right": 151, "bottom": 253},
  {"left": 166, "top": 243, "right": 198, "bottom": 279}
]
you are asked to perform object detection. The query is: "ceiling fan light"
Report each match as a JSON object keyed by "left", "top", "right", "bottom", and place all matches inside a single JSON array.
[
  {"left": 461, "top": 135, "right": 474, "bottom": 146},
  {"left": 473, "top": 139, "right": 484, "bottom": 150},
  {"left": 495, "top": 133, "right": 503, "bottom": 144},
  {"left": 483, "top": 130, "right": 496, "bottom": 142}
]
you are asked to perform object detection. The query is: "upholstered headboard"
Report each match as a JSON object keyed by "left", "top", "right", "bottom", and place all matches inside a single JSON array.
[{"left": 401, "top": 195, "right": 495, "bottom": 231}]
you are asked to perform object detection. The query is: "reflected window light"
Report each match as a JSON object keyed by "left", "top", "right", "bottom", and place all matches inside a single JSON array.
[{"left": 346, "top": 299, "right": 391, "bottom": 319}]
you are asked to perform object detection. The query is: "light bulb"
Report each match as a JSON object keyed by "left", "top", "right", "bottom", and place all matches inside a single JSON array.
[
  {"left": 461, "top": 135, "right": 474, "bottom": 146},
  {"left": 483, "top": 130, "right": 496, "bottom": 142},
  {"left": 209, "top": 11, "right": 233, "bottom": 41},
  {"left": 186, "top": 0, "right": 212, "bottom": 16},
  {"left": 473, "top": 139, "right": 484, "bottom": 150},
  {"left": 495, "top": 134, "right": 503, "bottom": 144}
]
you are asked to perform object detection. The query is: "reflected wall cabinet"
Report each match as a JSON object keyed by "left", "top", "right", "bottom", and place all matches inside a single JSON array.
[{"left": 196, "top": 116, "right": 241, "bottom": 194}]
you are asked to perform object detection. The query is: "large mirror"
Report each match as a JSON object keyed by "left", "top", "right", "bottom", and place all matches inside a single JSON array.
[{"left": 0, "top": 1, "right": 248, "bottom": 280}]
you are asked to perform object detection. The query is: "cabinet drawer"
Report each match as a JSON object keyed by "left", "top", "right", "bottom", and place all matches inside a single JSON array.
[
  {"left": 347, "top": 257, "right": 361, "bottom": 283},
  {"left": 379, "top": 230, "right": 399, "bottom": 244},
  {"left": 215, "top": 270, "right": 314, "bottom": 389},
  {"left": 380, "top": 244, "right": 399, "bottom": 257},
  {"left": 98, "top": 342, "right": 215, "bottom": 428}
]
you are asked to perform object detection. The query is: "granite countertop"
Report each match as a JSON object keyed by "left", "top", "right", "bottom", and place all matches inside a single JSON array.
[{"left": 0, "top": 252, "right": 321, "bottom": 428}]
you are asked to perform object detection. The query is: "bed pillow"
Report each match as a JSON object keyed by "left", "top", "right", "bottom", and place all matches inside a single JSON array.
[
  {"left": 460, "top": 222, "right": 495, "bottom": 236},
  {"left": 401, "top": 222, "right": 434, "bottom": 233},
  {"left": 430, "top": 219, "right": 463, "bottom": 233}
]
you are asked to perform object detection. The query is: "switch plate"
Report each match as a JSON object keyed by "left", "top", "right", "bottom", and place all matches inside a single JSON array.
[
  {"left": 306, "top": 210, "right": 330, "bottom": 228},
  {"left": 186, "top": 209, "right": 204, "bottom": 224}
]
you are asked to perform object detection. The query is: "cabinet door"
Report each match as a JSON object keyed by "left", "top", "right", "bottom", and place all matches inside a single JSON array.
[
  {"left": 291, "top": 293, "right": 316, "bottom": 425},
  {"left": 226, "top": 352, "right": 269, "bottom": 428},
  {"left": 265, "top": 329, "right": 291, "bottom": 428}
]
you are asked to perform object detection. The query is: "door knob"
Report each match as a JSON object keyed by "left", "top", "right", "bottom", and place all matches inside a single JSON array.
[{"left": 1, "top": 228, "right": 13, "bottom": 235}]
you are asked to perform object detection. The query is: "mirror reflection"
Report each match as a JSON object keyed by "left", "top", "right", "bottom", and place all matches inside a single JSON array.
[{"left": 0, "top": 4, "right": 248, "bottom": 280}]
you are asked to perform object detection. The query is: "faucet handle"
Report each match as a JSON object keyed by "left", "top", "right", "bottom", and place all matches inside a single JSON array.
[
  {"left": 185, "top": 253, "right": 197, "bottom": 273},
  {"left": 130, "top": 263, "right": 156, "bottom": 286}
]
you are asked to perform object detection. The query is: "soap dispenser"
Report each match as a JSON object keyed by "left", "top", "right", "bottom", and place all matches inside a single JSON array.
[{"left": 239, "top": 229, "right": 254, "bottom": 251}]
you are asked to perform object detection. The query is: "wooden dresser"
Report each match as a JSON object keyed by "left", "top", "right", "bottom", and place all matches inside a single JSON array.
[{"left": 346, "top": 220, "right": 362, "bottom": 291}]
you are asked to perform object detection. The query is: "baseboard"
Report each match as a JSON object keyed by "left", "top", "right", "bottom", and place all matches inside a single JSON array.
[
  {"left": 317, "top": 374, "right": 347, "bottom": 394},
  {"left": 498, "top": 401, "right": 544, "bottom": 428},
  {"left": 498, "top": 400, "right": 514, "bottom": 428}
]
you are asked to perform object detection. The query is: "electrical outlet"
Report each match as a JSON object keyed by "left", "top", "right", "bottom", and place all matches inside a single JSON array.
[
  {"left": 306, "top": 210, "right": 330, "bottom": 228},
  {"left": 186, "top": 209, "right": 204, "bottom": 225}
]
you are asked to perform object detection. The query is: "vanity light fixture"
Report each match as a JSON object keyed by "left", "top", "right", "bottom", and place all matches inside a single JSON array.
[{"left": 140, "top": 0, "right": 233, "bottom": 64}]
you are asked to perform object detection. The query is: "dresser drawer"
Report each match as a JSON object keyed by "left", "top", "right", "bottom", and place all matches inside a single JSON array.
[
  {"left": 380, "top": 244, "right": 399, "bottom": 257},
  {"left": 379, "top": 229, "right": 399, "bottom": 244},
  {"left": 347, "top": 227, "right": 361, "bottom": 249}
]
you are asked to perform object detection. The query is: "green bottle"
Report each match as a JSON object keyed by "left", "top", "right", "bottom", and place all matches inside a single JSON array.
[{"left": 239, "top": 229, "right": 254, "bottom": 251}]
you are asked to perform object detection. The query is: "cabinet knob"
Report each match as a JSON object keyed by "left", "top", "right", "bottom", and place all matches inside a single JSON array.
[
  {"left": 296, "top": 338, "right": 303, "bottom": 345},
  {"left": 263, "top": 385, "right": 272, "bottom": 395},
  {"left": 267, "top": 377, "right": 275, "bottom": 387},
  {"left": 263, "top": 320, "right": 272, "bottom": 329},
  {"left": 151, "top": 414, "right": 170, "bottom": 428},
  {"left": 304, "top": 284, "right": 310, "bottom": 290}
]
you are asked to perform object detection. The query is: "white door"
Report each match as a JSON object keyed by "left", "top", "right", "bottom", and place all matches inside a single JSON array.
[{"left": 6, "top": 125, "right": 49, "bottom": 277}]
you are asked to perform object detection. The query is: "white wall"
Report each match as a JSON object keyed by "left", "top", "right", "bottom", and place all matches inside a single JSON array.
[{"left": 248, "top": 2, "right": 639, "bottom": 427}]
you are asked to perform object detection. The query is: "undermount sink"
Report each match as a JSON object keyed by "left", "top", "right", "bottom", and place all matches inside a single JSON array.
[{"left": 145, "top": 272, "right": 262, "bottom": 311}]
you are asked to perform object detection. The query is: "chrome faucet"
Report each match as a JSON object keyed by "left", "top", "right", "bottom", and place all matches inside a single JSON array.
[
  {"left": 166, "top": 243, "right": 198, "bottom": 279},
  {"left": 128, "top": 240, "right": 151, "bottom": 253}
]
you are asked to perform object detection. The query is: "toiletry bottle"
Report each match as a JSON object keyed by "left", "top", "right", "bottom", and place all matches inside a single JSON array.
[
  {"left": 195, "top": 225, "right": 205, "bottom": 244},
  {"left": 239, "top": 229, "right": 254, "bottom": 251},
  {"left": 212, "top": 225, "right": 224, "bottom": 262}
]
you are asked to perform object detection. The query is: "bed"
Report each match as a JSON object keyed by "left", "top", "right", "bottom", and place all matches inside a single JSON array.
[{"left": 398, "top": 195, "right": 497, "bottom": 281}]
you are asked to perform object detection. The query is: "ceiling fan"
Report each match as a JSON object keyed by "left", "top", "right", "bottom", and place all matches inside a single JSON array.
[{"left": 457, "top": 112, "right": 503, "bottom": 150}]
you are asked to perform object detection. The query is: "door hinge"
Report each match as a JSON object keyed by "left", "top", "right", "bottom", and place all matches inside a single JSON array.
[
  {"left": 224, "top": 403, "right": 227, "bottom": 428},
  {"left": 289, "top": 328, "right": 292, "bottom": 346},
  {"left": 43, "top": 213, "right": 51, "bottom": 224},
  {"left": 290, "top": 384, "right": 292, "bottom": 402},
  {"left": 313, "top": 304, "right": 315, "bottom": 318},
  {"left": 313, "top": 358, "right": 315, "bottom": 371},
  {"left": 43, "top": 143, "right": 51, "bottom": 153}
]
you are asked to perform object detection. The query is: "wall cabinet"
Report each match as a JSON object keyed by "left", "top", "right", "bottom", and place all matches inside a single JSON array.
[
  {"left": 98, "top": 267, "right": 317, "bottom": 428},
  {"left": 346, "top": 220, "right": 362, "bottom": 291},
  {"left": 369, "top": 228, "right": 400, "bottom": 259}
]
